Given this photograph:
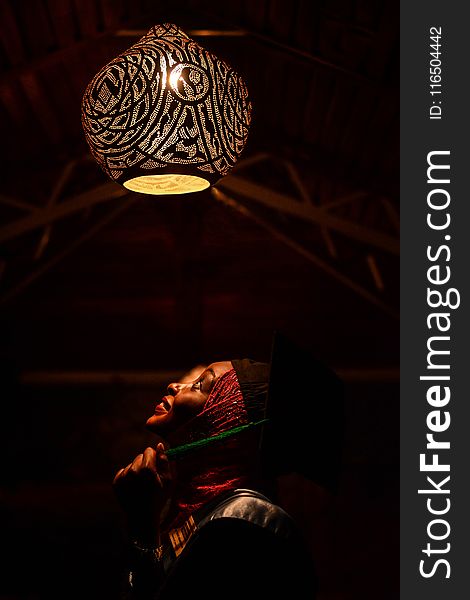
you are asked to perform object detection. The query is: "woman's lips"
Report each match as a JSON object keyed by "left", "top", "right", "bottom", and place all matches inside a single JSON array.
[{"left": 154, "top": 396, "right": 172, "bottom": 414}]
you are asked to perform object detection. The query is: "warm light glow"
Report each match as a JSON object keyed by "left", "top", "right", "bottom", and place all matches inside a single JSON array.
[{"left": 123, "top": 174, "right": 210, "bottom": 195}]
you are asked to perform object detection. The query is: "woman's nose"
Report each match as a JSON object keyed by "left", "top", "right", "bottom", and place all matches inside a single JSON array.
[{"left": 167, "top": 382, "right": 183, "bottom": 395}]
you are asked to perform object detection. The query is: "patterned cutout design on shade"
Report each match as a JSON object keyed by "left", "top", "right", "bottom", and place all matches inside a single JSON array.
[{"left": 81, "top": 23, "right": 252, "bottom": 194}]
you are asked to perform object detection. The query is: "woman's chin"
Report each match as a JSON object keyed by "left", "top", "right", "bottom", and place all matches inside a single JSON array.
[
  {"left": 146, "top": 411, "right": 176, "bottom": 435},
  {"left": 146, "top": 414, "right": 163, "bottom": 432}
]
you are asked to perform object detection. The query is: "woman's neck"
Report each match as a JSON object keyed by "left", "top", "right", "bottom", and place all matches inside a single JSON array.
[{"left": 176, "top": 462, "right": 249, "bottom": 518}]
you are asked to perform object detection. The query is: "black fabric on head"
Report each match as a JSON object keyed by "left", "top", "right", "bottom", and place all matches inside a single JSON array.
[
  {"left": 232, "top": 334, "right": 344, "bottom": 492},
  {"left": 230, "top": 359, "right": 269, "bottom": 424}
]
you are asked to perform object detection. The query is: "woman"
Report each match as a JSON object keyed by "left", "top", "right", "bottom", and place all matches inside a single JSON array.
[{"left": 113, "top": 352, "right": 327, "bottom": 599}]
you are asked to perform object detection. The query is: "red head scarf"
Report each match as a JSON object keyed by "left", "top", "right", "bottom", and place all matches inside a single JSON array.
[{"left": 170, "top": 368, "right": 254, "bottom": 523}]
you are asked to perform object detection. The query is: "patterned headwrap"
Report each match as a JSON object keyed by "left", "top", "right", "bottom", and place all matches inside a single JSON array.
[
  {"left": 185, "top": 361, "right": 269, "bottom": 442},
  {"left": 191, "top": 368, "right": 248, "bottom": 436},
  {"left": 171, "top": 362, "right": 269, "bottom": 522}
]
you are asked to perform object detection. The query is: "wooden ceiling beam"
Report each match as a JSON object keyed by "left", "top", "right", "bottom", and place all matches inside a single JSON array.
[
  {"left": 212, "top": 187, "right": 398, "bottom": 320},
  {"left": 218, "top": 175, "right": 399, "bottom": 255},
  {"left": 0, "top": 0, "right": 26, "bottom": 66},
  {"left": 0, "top": 182, "right": 128, "bottom": 243},
  {"left": 19, "top": 367, "right": 399, "bottom": 386},
  {"left": 0, "top": 198, "right": 134, "bottom": 306}
]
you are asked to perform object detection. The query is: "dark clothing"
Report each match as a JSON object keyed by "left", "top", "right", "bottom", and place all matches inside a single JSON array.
[{"left": 126, "top": 489, "right": 316, "bottom": 599}]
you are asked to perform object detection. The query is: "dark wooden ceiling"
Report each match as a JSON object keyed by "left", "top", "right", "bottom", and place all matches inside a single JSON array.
[
  {"left": 0, "top": 2, "right": 399, "bottom": 599},
  {"left": 0, "top": 0, "right": 399, "bottom": 373}
]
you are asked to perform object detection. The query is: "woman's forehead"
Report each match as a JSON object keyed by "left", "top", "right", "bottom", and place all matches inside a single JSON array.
[{"left": 207, "top": 361, "right": 233, "bottom": 377}]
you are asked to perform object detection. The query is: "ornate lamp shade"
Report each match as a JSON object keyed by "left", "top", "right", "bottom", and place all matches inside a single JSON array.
[{"left": 81, "top": 23, "right": 252, "bottom": 195}]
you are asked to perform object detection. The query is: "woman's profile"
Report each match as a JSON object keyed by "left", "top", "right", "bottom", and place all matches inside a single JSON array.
[{"left": 113, "top": 334, "right": 342, "bottom": 599}]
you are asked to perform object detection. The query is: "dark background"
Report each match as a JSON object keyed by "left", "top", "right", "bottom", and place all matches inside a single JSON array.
[{"left": 0, "top": 1, "right": 399, "bottom": 598}]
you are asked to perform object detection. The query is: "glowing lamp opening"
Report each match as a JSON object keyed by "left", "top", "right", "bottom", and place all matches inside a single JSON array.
[{"left": 123, "top": 174, "right": 210, "bottom": 195}]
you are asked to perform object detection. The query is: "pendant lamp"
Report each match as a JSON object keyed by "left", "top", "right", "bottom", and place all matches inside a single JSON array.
[{"left": 81, "top": 23, "right": 252, "bottom": 195}]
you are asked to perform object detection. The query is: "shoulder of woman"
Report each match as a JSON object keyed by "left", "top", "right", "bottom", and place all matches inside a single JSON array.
[{"left": 198, "top": 488, "right": 297, "bottom": 540}]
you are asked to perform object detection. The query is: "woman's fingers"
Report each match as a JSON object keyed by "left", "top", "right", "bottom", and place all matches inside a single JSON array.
[
  {"left": 142, "top": 446, "right": 157, "bottom": 472},
  {"left": 130, "top": 453, "right": 144, "bottom": 472},
  {"left": 113, "top": 444, "right": 173, "bottom": 533},
  {"left": 113, "top": 467, "right": 125, "bottom": 485},
  {"left": 114, "top": 446, "right": 166, "bottom": 484},
  {"left": 156, "top": 443, "right": 170, "bottom": 476},
  {"left": 113, "top": 444, "right": 171, "bottom": 495},
  {"left": 113, "top": 461, "right": 133, "bottom": 485}
]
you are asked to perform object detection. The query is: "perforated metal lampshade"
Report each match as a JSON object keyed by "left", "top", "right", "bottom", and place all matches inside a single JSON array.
[{"left": 81, "top": 23, "right": 252, "bottom": 195}]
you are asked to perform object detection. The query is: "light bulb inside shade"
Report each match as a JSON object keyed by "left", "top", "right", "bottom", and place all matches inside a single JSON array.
[{"left": 123, "top": 174, "right": 211, "bottom": 195}]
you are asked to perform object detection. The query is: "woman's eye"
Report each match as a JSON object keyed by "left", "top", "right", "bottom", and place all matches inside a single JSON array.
[{"left": 191, "top": 379, "right": 203, "bottom": 391}]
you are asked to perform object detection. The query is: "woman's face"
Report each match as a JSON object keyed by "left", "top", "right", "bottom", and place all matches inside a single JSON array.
[{"left": 146, "top": 361, "right": 232, "bottom": 434}]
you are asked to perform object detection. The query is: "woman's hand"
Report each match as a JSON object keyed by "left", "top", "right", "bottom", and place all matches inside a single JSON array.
[{"left": 113, "top": 443, "right": 172, "bottom": 546}]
